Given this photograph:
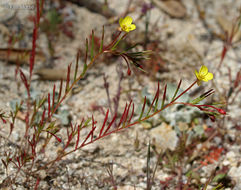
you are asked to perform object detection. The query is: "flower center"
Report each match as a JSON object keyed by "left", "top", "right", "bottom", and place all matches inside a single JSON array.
[{"left": 122, "top": 25, "right": 128, "bottom": 30}]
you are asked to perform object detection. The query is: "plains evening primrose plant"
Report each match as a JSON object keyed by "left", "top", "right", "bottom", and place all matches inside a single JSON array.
[{"left": 0, "top": 9, "right": 226, "bottom": 188}]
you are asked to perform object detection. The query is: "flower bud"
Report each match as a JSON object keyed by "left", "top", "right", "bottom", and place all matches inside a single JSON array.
[
  {"left": 1, "top": 117, "right": 6, "bottom": 124},
  {"left": 127, "top": 68, "right": 131, "bottom": 76},
  {"left": 217, "top": 108, "right": 226, "bottom": 115}
]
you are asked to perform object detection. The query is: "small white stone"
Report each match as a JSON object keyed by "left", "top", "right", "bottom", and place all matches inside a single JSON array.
[
  {"left": 227, "top": 151, "right": 235, "bottom": 158},
  {"left": 38, "top": 170, "right": 47, "bottom": 180},
  {"left": 228, "top": 166, "right": 241, "bottom": 180},
  {"left": 200, "top": 178, "right": 206, "bottom": 184},
  {"left": 214, "top": 137, "right": 221, "bottom": 144},
  {"left": 149, "top": 122, "right": 178, "bottom": 152},
  {"left": 196, "top": 144, "right": 202, "bottom": 150},
  {"left": 223, "top": 160, "right": 230, "bottom": 166}
]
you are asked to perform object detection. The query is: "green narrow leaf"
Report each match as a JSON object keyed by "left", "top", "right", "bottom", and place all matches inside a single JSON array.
[
  {"left": 74, "top": 51, "right": 80, "bottom": 81},
  {"left": 190, "top": 96, "right": 204, "bottom": 105},
  {"left": 171, "top": 79, "right": 182, "bottom": 101},
  {"left": 82, "top": 63, "right": 87, "bottom": 76},
  {"left": 154, "top": 82, "right": 159, "bottom": 112},
  {"left": 37, "top": 97, "right": 46, "bottom": 108},
  {"left": 65, "top": 64, "right": 71, "bottom": 93},
  {"left": 84, "top": 118, "right": 92, "bottom": 127},
  {"left": 146, "top": 83, "right": 159, "bottom": 115},
  {"left": 37, "top": 122, "right": 45, "bottom": 134},
  {"left": 154, "top": 85, "right": 160, "bottom": 112},
  {"left": 99, "top": 26, "right": 104, "bottom": 53},
  {"left": 211, "top": 183, "right": 224, "bottom": 190},
  {"left": 161, "top": 84, "right": 167, "bottom": 109},
  {"left": 85, "top": 38, "right": 89, "bottom": 64},
  {"left": 212, "top": 173, "right": 226, "bottom": 183},
  {"left": 154, "top": 98, "right": 159, "bottom": 112},
  {"left": 33, "top": 100, "right": 37, "bottom": 113},
  {"left": 139, "top": 96, "right": 146, "bottom": 121},
  {"left": 91, "top": 30, "right": 95, "bottom": 61},
  {"left": 191, "top": 89, "right": 214, "bottom": 104},
  {"left": 81, "top": 39, "right": 88, "bottom": 77},
  {"left": 120, "top": 43, "right": 139, "bottom": 54},
  {"left": 47, "top": 121, "right": 56, "bottom": 130}
]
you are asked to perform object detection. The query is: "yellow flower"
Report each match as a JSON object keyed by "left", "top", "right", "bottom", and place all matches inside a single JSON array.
[
  {"left": 195, "top": 65, "right": 213, "bottom": 85},
  {"left": 119, "top": 16, "right": 136, "bottom": 33}
]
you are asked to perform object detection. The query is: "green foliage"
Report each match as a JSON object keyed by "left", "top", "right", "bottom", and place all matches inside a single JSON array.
[
  {"left": 41, "top": 9, "right": 62, "bottom": 33},
  {"left": 213, "top": 173, "right": 226, "bottom": 183}
]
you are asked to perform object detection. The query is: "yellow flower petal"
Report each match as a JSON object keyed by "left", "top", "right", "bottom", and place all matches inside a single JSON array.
[
  {"left": 119, "top": 16, "right": 136, "bottom": 32},
  {"left": 199, "top": 65, "right": 208, "bottom": 76},
  {"left": 203, "top": 72, "right": 213, "bottom": 81},
  {"left": 195, "top": 70, "right": 201, "bottom": 80},
  {"left": 195, "top": 65, "right": 213, "bottom": 85},
  {"left": 123, "top": 16, "right": 133, "bottom": 25},
  {"left": 126, "top": 24, "right": 136, "bottom": 32}
]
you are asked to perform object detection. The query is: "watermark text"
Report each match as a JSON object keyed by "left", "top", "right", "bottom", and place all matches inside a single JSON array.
[{"left": 0, "top": 0, "right": 35, "bottom": 10}]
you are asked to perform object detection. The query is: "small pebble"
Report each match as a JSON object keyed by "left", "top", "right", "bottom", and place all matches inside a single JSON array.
[{"left": 200, "top": 178, "right": 206, "bottom": 184}]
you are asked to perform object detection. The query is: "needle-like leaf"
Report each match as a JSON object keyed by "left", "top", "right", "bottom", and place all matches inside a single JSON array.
[
  {"left": 161, "top": 84, "right": 167, "bottom": 109},
  {"left": 91, "top": 30, "right": 95, "bottom": 61},
  {"left": 139, "top": 96, "right": 146, "bottom": 121},
  {"left": 99, "top": 26, "right": 105, "bottom": 53},
  {"left": 171, "top": 79, "right": 182, "bottom": 101}
]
